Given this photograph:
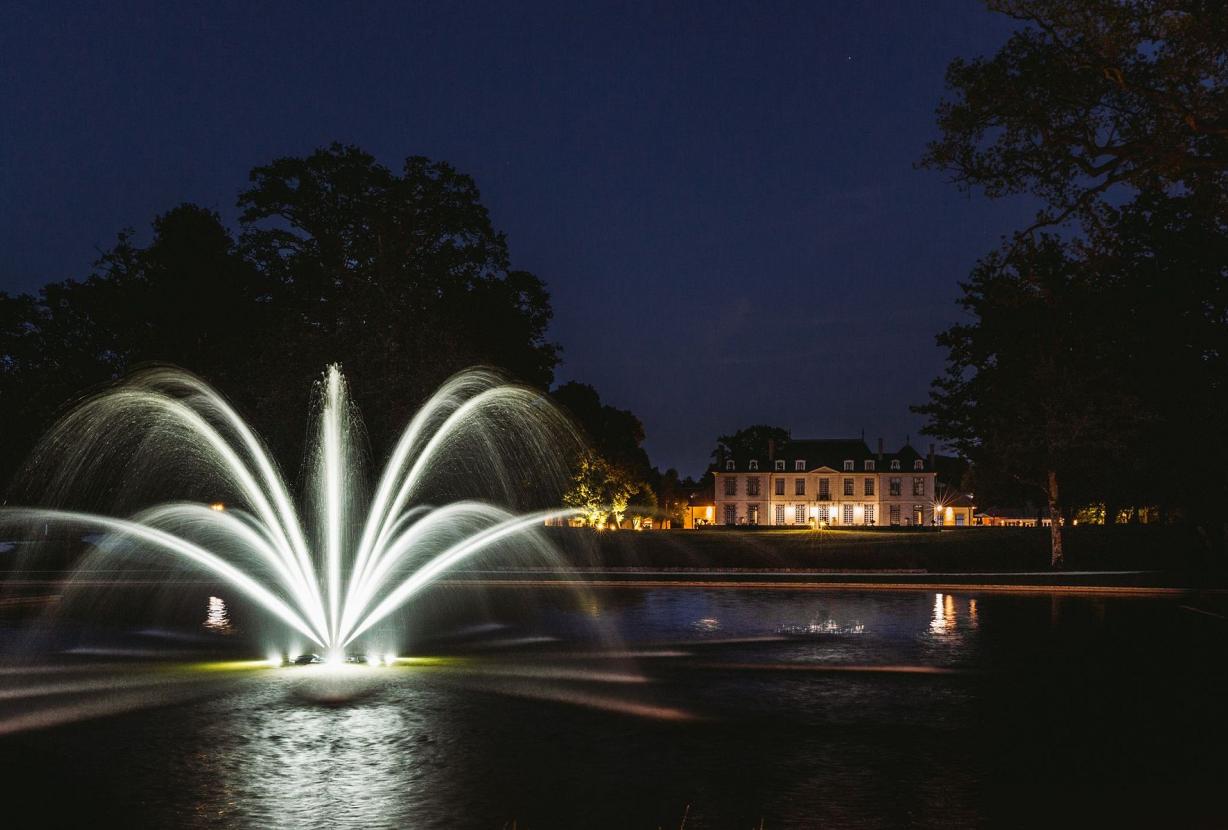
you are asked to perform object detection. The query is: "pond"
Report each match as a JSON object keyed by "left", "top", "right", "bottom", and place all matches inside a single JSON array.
[{"left": 1, "top": 586, "right": 1223, "bottom": 828}]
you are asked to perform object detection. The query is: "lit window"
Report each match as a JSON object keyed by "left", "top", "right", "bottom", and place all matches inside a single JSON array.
[
  {"left": 890, "top": 459, "right": 900, "bottom": 470},
  {"left": 775, "top": 460, "right": 785, "bottom": 471},
  {"left": 864, "top": 505, "right": 876, "bottom": 525},
  {"left": 794, "top": 478, "right": 805, "bottom": 496},
  {"left": 726, "top": 460, "right": 735, "bottom": 470},
  {"left": 843, "top": 460, "right": 854, "bottom": 471},
  {"left": 864, "top": 460, "right": 875, "bottom": 471},
  {"left": 817, "top": 504, "right": 830, "bottom": 523},
  {"left": 748, "top": 504, "right": 760, "bottom": 525},
  {"left": 794, "top": 504, "right": 807, "bottom": 524},
  {"left": 913, "top": 477, "right": 926, "bottom": 496},
  {"left": 889, "top": 504, "right": 901, "bottom": 525},
  {"left": 843, "top": 504, "right": 854, "bottom": 524},
  {"left": 775, "top": 504, "right": 785, "bottom": 525},
  {"left": 795, "top": 460, "right": 805, "bottom": 471},
  {"left": 889, "top": 477, "right": 901, "bottom": 496},
  {"left": 914, "top": 459, "right": 924, "bottom": 470},
  {"left": 749, "top": 459, "right": 759, "bottom": 470}
]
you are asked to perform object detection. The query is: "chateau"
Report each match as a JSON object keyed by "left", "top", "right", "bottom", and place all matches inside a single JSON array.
[{"left": 712, "top": 438, "right": 942, "bottom": 527}]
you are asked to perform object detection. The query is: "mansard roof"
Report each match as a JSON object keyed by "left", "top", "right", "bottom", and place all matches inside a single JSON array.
[{"left": 717, "top": 438, "right": 934, "bottom": 473}]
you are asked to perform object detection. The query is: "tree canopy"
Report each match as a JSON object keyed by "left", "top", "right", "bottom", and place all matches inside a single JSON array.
[
  {"left": 922, "top": 0, "right": 1228, "bottom": 231},
  {"left": 710, "top": 425, "right": 790, "bottom": 467}
]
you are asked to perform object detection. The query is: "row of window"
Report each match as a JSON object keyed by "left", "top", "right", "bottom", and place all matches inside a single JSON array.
[
  {"left": 723, "top": 476, "right": 927, "bottom": 497},
  {"left": 722, "top": 503, "right": 929, "bottom": 526},
  {"left": 729, "top": 458, "right": 925, "bottom": 472}
]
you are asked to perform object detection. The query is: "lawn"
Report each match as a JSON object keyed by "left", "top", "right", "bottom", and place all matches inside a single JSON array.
[{"left": 539, "top": 524, "right": 1215, "bottom": 575}]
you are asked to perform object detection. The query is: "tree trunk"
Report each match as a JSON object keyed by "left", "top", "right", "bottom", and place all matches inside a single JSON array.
[{"left": 1047, "top": 469, "right": 1064, "bottom": 569}]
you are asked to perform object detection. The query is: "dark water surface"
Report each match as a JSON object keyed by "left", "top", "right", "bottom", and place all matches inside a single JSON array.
[{"left": 2, "top": 587, "right": 1225, "bottom": 828}]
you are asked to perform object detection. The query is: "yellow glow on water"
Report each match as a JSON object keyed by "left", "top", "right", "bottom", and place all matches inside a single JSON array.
[
  {"left": 209, "top": 502, "right": 226, "bottom": 511},
  {"left": 192, "top": 660, "right": 275, "bottom": 673}
]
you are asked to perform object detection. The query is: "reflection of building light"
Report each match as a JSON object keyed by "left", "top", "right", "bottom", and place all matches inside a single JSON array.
[
  {"left": 204, "top": 595, "right": 232, "bottom": 633},
  {"left": 705, "top": 507, "right": 713, "bottom": 519},
  {"left": 209, "top": 502, "right": 226, "bottom": 511},
  {"left": 968, "top": 598, "right": 978, "bottom": 627},
  {"left": 930, "top": 592, "right": 957, "bottom": 634},
  {"left": 930, "top": 593, "right": 946, "bottom": 633}
]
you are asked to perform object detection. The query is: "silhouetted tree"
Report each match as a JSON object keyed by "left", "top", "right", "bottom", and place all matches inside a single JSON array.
[
  {"left": 549, "top": 382, "right": 650, "bottom": 476},
  {"left": 921, "top": 0, "right": 1228, "bottom": 232},
  {"left": 710, "top": 425, "right": 790, "bottom": 468},
  {"left": 914, "top": 237, "right": 1145, "bottom": 566},
  {"left": 236, "top": 144, "right": 559, "bottom": 467}
]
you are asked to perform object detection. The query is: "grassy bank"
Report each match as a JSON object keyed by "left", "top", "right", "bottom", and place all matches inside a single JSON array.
[{"left": 538, "top": 524, "right": 1217, "bottom": 576}]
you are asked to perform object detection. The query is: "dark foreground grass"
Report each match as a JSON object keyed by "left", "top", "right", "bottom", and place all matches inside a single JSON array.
[{"left": 538, "top": 524, "right": 1218, "bottom": 576}]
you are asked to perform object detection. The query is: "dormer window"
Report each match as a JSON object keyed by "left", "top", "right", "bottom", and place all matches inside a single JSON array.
[
  {"left": 774, "top": 460, "right": 785, "bottom": 471},
  {"left": 890, "top": 459, "right": 900, "bottom": 470},
  {"left": 725, "top": 460, "right": 735, "bottom": 471},
  {"left": 794, "top": 460, "right": 805, "bottom": 471},
  {"left": 748, "top": 459, "right": 759, "bottom": 470},
  {"left": 864, "top": 460, "right": 875, "bottom": 471},
  {"left": 913, "top": 459, "right": 924, "bottom": 470},
  {"left": 843, "top": 460, "right": 854, "bottom": 471}
]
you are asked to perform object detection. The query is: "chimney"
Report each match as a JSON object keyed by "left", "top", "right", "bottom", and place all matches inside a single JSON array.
[
  {"left": 768, "top": 438, "right": 776, "bottom": 461},
  {"left": 928, "top": 443, "right": 935, "bottom": 469},
  {"left": 877, "top": 437, "right": 884, "bottom": 460}
]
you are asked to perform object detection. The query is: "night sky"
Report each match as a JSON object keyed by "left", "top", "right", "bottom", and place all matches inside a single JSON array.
[{"left": 2, "top": 1, "right": 1036, "bottom": 476}]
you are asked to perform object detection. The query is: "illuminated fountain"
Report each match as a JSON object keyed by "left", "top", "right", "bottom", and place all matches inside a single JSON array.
[{"left": 1, "top": 365, "right": 583, "bottom": 661}]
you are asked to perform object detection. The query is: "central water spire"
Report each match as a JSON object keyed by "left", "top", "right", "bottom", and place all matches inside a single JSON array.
[{"left": 322, "top": 366, "right": 346, "bottom": 653}]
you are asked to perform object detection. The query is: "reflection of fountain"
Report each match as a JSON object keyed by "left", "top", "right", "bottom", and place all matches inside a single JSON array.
[
  {"left": 1, "top": 366, "right": 582, "bottom": 657},
  {"left": 777, "top": 617, "right": 865, "bottom": 637}
]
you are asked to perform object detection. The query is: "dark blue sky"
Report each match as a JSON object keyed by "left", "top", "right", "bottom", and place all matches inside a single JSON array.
[{"left": 1, "top": 1, "right": 1033, "bottom": 476}]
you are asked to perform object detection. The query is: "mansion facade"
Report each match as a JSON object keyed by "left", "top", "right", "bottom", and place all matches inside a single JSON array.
[{"left": 713, "top": 438, "right": 942, "bottom": 527}]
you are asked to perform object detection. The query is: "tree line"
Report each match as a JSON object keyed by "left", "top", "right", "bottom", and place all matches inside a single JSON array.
[{"left": 914, "top": 0, "right": 1228, "bottom": 565}]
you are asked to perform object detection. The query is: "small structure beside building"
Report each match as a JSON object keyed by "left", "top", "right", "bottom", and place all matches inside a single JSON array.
[
  {"left": 934, "top": 490, "right": 976, "bottom": 526},
  {"left": 682, "top": 487, "right": 716, "bottom": 529},
  {"left": 976, "top": 507, "right": 1052, "bottom": 527}
]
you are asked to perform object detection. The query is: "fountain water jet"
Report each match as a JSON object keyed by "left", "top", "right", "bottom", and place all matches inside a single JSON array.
[{"left": 1, "top": 365, "right": 585, "bottom": 655}]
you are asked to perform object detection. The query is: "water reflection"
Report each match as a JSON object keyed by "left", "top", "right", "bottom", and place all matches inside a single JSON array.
[
  {"left": 203, "top": 595, "right": 233, "bottom": 634},
  {"left": 928, "top": 592, "right": 957, "bottom": 635},
  {"left": 2, "top": 588, "right": 1224, "bottom": 827}
]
